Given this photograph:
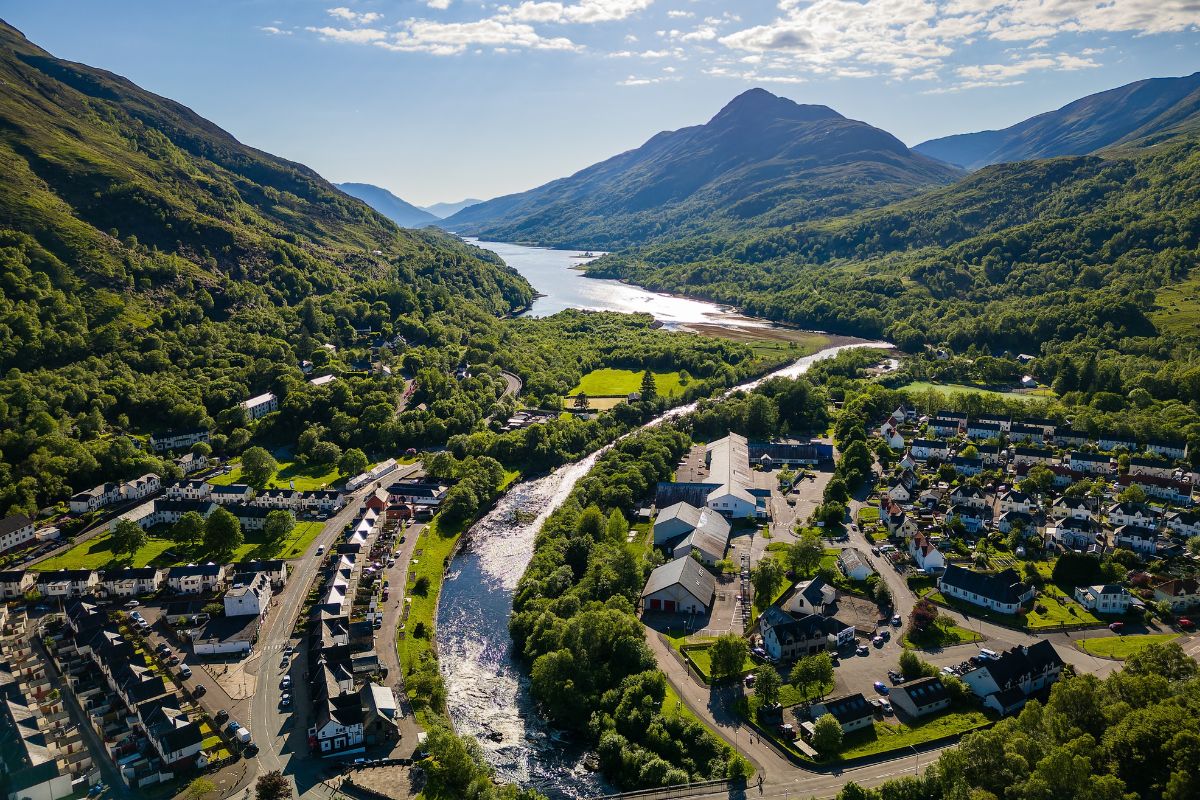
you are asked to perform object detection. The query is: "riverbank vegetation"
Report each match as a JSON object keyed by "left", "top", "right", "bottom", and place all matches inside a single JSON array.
[{"left": 837, "top": 642, "right": 1200, "bottom": 800}]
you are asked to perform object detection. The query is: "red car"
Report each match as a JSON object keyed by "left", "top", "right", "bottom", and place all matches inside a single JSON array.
[
  {"left": 1179, "top": 618, "right": 1194, "bottom": 630},
  {"left": 1108, "top": 622, "right": 1124, "bottom": 634}
]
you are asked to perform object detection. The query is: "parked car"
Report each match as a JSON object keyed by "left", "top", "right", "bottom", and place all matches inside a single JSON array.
[
  {"left": 283, "top": 644, "right": 294, "bottom": 655},
  {"left": 888, "top": 670, "right": 903, "bottom": 684},
  {"left": 280, "top": 693, "right": 291, "bottom": 707},
  {"left": 1108, "top": 622, "right": 1125, "bottom": 633},
  {"left": 280, "top": 675, "right": 292, "bottom": 689},
  {"left": 744, "top": 674, "right": 756, "bottom": 687},
  {"left": 872, "top": 681, "right": 890, "bottom": 695},
  {"left": 215, "top": 710, "right": 229, "bottom": 724},
  {"left": 892, "top": 614, "right": 902, "bottom": 626},
  {"left": 316, "top": 545, "right": 325, "bottom": 555},
  {"left": 751, "top": 646, "right": 767, "bottom": 659},
  {"left": 124, "top": 600, "right": 140, "bottom": 609},
  {"left": 179, "top": 665, "right": 191, "bottom": 679},
  {"left": 881, "top": 699, "right": 893, "bottom": 716},
  {"left": 856, "top": 645, "right": 870, "bottom": 656},
  {"left": 978, "top": 648, "right": 998, "bottom": 661},
  {"left": 192, "top": 684, "right": 207, "bottom": 698},
  {"left": 871, "top": 635, "right": 885, "bottom": 647}
]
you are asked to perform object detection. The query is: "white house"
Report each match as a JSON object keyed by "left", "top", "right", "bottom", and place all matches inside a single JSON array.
[
  {"left": 889, "top": 676, "right": 951, "bottom": 719},
  {"left": 809, "top": 694, "right": 875, "bottom": 734},
  {"left": 35, "top": 569, "right": 99, "bottom": 599},
  {"left": 931, "top": 411, "right": 967, "bottom": 437},
  {"left": 653, "top": 501, "right": 731, "bottom": 545},
  {"left": 224, "top": 572, "right": 272, "bottom": 618},
  {"left": 1112, "top": 525, "right": 1162, "bottom": 555},
  {"left": 164, "top": 480, "right": 212, "bottom": 501},
  {"left": 641, "top": 557, "right": 715, "bottom": 615},
  {"left": 939, "top": 565, "right": 1033, "bottom": 614},
  {"left": 949, "top": 485, "right": 988, "bottom": 510},
  {"left": 786, "top": 577, "right": 836, "bottom": 616},
  {"left": 149, "top": 428, "right": 210, "bottom": 453},
  {"left": 910, "top": 438, "right": 951, "bottom": 461},
  {"left": 703, "top": 434, "right": 761, "bottom": 518},
  {"left": 309, "top": 374, "right": 338, "bottom": 387},
  {"left": 69, "top": 482, "right": 121, "bottom": 514},
  {"left": 167, "top": 563, "right": 226, "bottom": 595},
  {"left": 121, "top": 473, "right": 161, "bottom": 502},
  {"left": 0, "top": 514, "right": 36, "bottom": 553},
  {"left": 879, "top": 421, "right": 905, "bottom": 451},
  {"left": 1127, "top": 457, "right": 1176, "bottom": 480},
  {"left": 1051, "top": 497, "right": 1092, "bottom": 522},
  {"left": 885, "top": 478, "right": 912, "bottom": 503},
  {"left": 909, "top": 533, "right": 945, "bottom": 572},
  {"left": 1144, "top": 439, "right": 1188, "bottom": 461},
  {"left": 0, "top": 569, "right": 34, "bottom": 599},
  {"left": 1165, "top": 510, "right": 1200, "bottom": 539},
  {"left": 960, "top": 641, "right": 1063, "bottom": 715},
  {"left": 211, "top": 484, "right": 254, "bottom": 505},
  {"left": 101, "top": 567, "right": 164, "bottom": 597},
  {"left": 1011, "top": 447, "right": 1056, "bottom": 469},
  {"left": 950, "top": 456, "right": 984, "bottom": 476},
  {"left": 1008, "top": 423, "right": 1045, "bottom": 444},
  {"left": 1073, "top": 584, "right": 1131, "bottom": 614},
  {"left": 175, "top": 451, "right": 209, "bottom": 475},
  {"left": 998, "top": 489, "right": 1034, "bottom": 515},
  {"left": 241, "top": 392, "right": 278, "bottom": 421},
  {"left": 1098, "top": 435, "right": 1137, "bottom": 452},
  {"left": 1068, "top": 452, "right": 1113, "bottom": 475},
  {"left": 1152, "top": 578, "right": 1200, "bottom": 612},
  {"left": 838, "top": 548, "right": 873, "bottom": 582},
  {"left": 1107, "top": 502, "right": 1159, "bottom": 530},
  {"left": 760, "top": 607, "right": 853, "bottom": 663},
  {"left": 252, "top": 489, "right": 306, "bottom": 512},
  {"left": 966, "top": 420, "right": 1003, "bottom": 441},
  {"left": 309, "top": 696, "right": 366, "bottom": 756}
]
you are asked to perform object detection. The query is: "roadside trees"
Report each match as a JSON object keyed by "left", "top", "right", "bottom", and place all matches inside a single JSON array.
[
  {"left": 812, "top": 713, "right": 843, "bottom": 756},
  {"left": 264, "top": 510, "right": 295, "bottom": 543},
  {"left": 751, "top": 557, "right": 786, "bottom": 609},
  {"left": 790, "top": 652, "right": 834, "bottom": 705},
  {"left": 710, "top": 633, "right": 749, "bottom": 681},
  {"left": 754, "top": 665, "right": 782, "bottom": 707}
]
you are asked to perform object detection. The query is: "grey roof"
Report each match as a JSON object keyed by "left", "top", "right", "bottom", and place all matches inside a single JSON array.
[
  {"left": 819, "top": 693, "right": 875, "bottom": 725},
  {"left": 940, "top": 565, "right": 1029, "bottom": 606},
  {"left": 894, "top": 676, "right": 948, "bottom": 708},
  {"left": 761, "top": 607, "right": 843, "bottom": 645},
  {"left": 0, "top": 514, "right": 32, "bottom": 537},
  {"left": 980, "top": 641, "right": 1063, "bottom": 691},
  {"left": 642, "top": 557, "right": 716, "bottom": 606},
  {"left": 656, "top": 501, "right": 731, "bottom": 540},
  {"left": 798, "top": 576, "right": 832, "bottom": 608}
]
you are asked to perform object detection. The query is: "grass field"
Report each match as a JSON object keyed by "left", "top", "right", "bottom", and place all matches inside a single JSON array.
[
  {"left": 1077, "top": 633, "right": 1180, "bottom": 659},
  {"left": 678, "top": 323, "right": 830, "bottom": 366},
  {"left": 927, "top": 589, "right": 1100, "bottom": 631},
  {"left": 903, "top": 620, "right": 982, "bottom": 650},
  {"left": 209, "top": 460, "right": 345, "bottom": 490},
  {"left": 568, "top": 368, "right": 684, "bottom": 398},
  {"left": 34, "top": 520, "right": 325, "bottom": 571},
  {"left": 836, "top": 710, "right": 991, "bottom": 760},
  {"left": 1152, "top": 272, "right": 1200, "bottom": 339},
  {"left": 682, "top": 642, "right": 756, "bottom": 682},
  {"left": 899, "top": 381, "right": 1049, "bottom": 402}
]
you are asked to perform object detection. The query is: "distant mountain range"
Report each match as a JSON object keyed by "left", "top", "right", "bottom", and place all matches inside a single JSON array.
[
  {"left": 422, "top": 198, "right": 482, "bottom": 219},
  {"left": 443, "top": 88, "right": 963, "bottom": 249},
  {"left": 915, "top": 72, "right": 1200, "bottom": 170},
  {"left": 335, "top": 182, "right": 440, "bottom": 228}
]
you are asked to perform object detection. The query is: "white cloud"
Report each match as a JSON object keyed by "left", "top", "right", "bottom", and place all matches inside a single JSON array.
[
  {"left": 259, "top": 26, "right": 292, "bottom": 36},
  {"left": 502, "top": 0, "right": 655, "bottom": 25},
  {"left": 427, "top": 0, "right": 453, "bottom": 9},
  {"left": 327, "top": 7, "right": 383, "bottom": 25},
  {"left": 378, "top": 18, "right": 581, "bottom": 55},
  {"left": 306, "top": 26, "right": 389, "bottom": 44},
  {"left": 667, "top": 10, "right": 693, "bottom": 19}
]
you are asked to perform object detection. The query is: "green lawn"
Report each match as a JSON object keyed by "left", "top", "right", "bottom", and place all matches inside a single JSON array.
[
  {"left": 34, "top": 519, "right": 327, "bottom": 571},
  {"left": 926, "top": 589, "right": 1100, "bottom": 631},
  {"left": 899, "top": 381, "right": 1047, "bottom": 402},
  {"left": 836, "top": 710, "right": 992, "bottom": 759},
  {"left": 857, "top": 507, "right": 880, "bottom": 524},
  {"left": 903, "top": 620, "right": 982, "bottom": 650},
  {"left": 209, "top": 460, "right": 345, "bottom": 490},
  {"left": 682, "top": 643, "right": 756, "bottom": 682},
  {"left": 568, "top": 368, "right": 684, "bottom": 398},
  {"left": 1077, "top": 633, "right": 1180, "bottom": 659}
]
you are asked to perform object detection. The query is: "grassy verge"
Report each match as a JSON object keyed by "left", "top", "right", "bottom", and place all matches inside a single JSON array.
[
  {"left": 1076, "top": 633, "right": 1180, "bottom": 659},
  {"left": 898, "top": 381, "right": 1048, "bottom": 402},
  {"left": 926, "top": 589, "right": 1102, "bottom": 632},
  {"left": 836, "top": 710, "right": 992, "bottom": 759}
]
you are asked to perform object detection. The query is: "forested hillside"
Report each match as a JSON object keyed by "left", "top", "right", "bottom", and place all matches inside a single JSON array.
[
  {"left": 444, "top": 88, "right": 961, "bottom": 249},
  {"left": 590, "top": 135, "right": 1200, "bottom": 407}
]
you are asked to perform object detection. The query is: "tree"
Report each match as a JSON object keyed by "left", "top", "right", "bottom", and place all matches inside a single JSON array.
[
  {"left": 639, "top": 370, "right": 658, "bottom": 403},
  {"left": 183, "top": 778, "right": 216, "bottom": 800},
  {"left": 191, "top": 441, "right": 212, "bottom": 458},
  {"left": 812, "top": 713, "right": 843, "bottom": 756},
  {"left": 786, "top": 531, "right": 824, "bottom": 577},
  {"left": 754, "top": 665, "right": 782, "bottom": 706},
  {"left": 1019, "top": 464, "right": 1055, "bottom": 496},
  {"left": 709, "top": 633, "right": 748, "bottom": 681},
  {"left": 909, "top": 598, "right": 938, "bottom": 631},
  {"left": 605, "top": 508, "right": 627, "bottom": 542},
  {"left": 1188, "top": 535, "right": 1200, "bottom": 557},
  {"left": 824, "top": 476, "right": 851, "bottom": 504},
  {"left": 811, "top": 501, "right": 847, "bottom": 530},
  {"left": 574, "top": 392, "right": 590, "bottom": 410},
  {"left": 898, "top": 649, "right": 929, "bottom": 680},
  {"left": 751, "top": 557, "right": 786, "bottom": 609},
  {"left": 110, "top": 519, "right": 148, "bottom": 559},
  {"left": 255, "top": 771, "right": 291, "bottom": 800},
  {"left": 338, "top": 447, "right": 368, "bottom": 477},
  {"left": 203, "top": 507, "right": 243, "bottom": 556},
  {"left": 790, "top": 652, "right": 834, "bottom": 704},
  {"left": 264, "top": 510, "right": 295, "bottom": 542},
  {"left": 1118, "top": 484, "right": 1147, "bottom": 504},
  {"left": 874, "top": 580, "right": 892, "bottom": 609},
  {"left": 310, "top": 440, "right": 342, "bottom": 465},
  {"left": 241, "top": 446, "right": 278, "bottom": 487}
]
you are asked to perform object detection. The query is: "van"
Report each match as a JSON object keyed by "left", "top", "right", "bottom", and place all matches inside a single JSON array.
[
  {"left": 978, "top": 648, "right": 998, "bottom": 661},
  {"left": 179, "top": 665, "right": 192, "bottom": 679}
]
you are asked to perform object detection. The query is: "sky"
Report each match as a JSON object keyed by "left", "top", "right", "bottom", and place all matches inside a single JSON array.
[{"left": 4, "top": 1, "right": 1199, "bottom": 206}]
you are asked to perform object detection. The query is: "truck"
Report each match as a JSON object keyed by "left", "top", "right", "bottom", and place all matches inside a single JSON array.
[{"left": 233, "top": 727, "right": 252, "bottom": 745}]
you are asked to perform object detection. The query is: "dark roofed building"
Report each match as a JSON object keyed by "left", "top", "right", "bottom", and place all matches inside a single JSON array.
[
  {"left": 889, "top": 676, "right": 950, "bottom": 719},
  {"left": 810, "top": 693, "right": 874, "bottom": 733},
  {"left": 938, "top": 565, "right": 1034, "bottom": 614}
]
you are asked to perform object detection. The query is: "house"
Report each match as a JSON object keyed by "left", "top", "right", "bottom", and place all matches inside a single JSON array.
[
  {"left": 889, "top": 676, "right": 950, "bottom": 719},
  {"left": 191, "top": 615, "right": 259, "bottom": 656},
  {"left": 641, "top": 557, "right": 716, "bottom": 615},
  {"left": 100, "top": 567, "right": 164, "bottom": 598},
  {"left": 175, "top": 451, "right": 209, "bottom": 475},
  {"left": 786, "top": 577, "right": 836, "bottom": 616},
  {"left": 809, "top": 693, "right": 875, "bottom": 734},
  {"left": 1127, "top": 457, "right": 1176, "bottom": 480},
  {"left": 305, "top": 490, "right": 347, "bottom": 514},
  {"left": 910, "top": 438, "right": 951, "bottom": 461},
  {"left": 949, "top": 504, "right": 991, "bottom": 533},
  {"left": 0, "top": 570, "right": 34, "bottom": 599},
  {"left": 938, "top": 565, "right": 1034, "bottom": 614},
  {"left": 35, "top": 569, "right": 99, "bottom": 599},
  {"left": 1048, "top": 517, "right": 1101, "bottom": 550},
  {"left": 252, "top": 489, "right": 306, "bottom": 512},
  {"left": 882, "top": 500, "right": 910, "bottom": 536},
  {"left": 309, "top": 694, "right": 366, "bottom": 757},
  {"left": 960, "top": 641, "right": 1064, "bottom": 715},
  {"left": 210, "top": 484, "right": 254, "bottom": 505},
  {"left": 950, "top": 456, "right": 983, "bottom": 476},
  {"left": 998, "top": 489, "right": 1034, "bottom": 515},
  {"left": 1165, "top": 510, "right": 1200, "bottom": 539},
  {"left": 361, "top": 684, "right": 400, "bottom": 746},
  {"left": 1116, "top": 474, "right": 1192, "bottom": 504},
  {"left": 1020, "top": 417, "right": 1058, "bottom": 437},
  {"left": 747, "top": 441, "right": 834, "bottom": 466},
  {"left": 309, "top": 374, "right": 337, "bottom": 387},
  {"left": 909, "top": 533, "right": 945, "bottom": 572},
  {"left": 68, "top": 482, "right": 121, "bottom": 514},
  {"left": 672, "top": 526, "right": 729, "bottom": 566},
  {"left": 344, "top": 458, "right": 399, "bottom": 492},
  {"left": 0, "top": 514, "right": 35, "bottom": 554},
  {"left": 1068, "top": 452, "right": 1113, "bottom": 475},
  {"left": 759, "top": 607, "right": 853, "bottom": 662},
  {"left": 703, "top": 434, "right": 762, "bottom": 518},
  {"left": 1107, "top": 502, "right": 1159, "bottom": 530},
  {"left": 1144, "top": 439, "right": 1188, "bottom": 461},
  {"left": 931, "top": 411, "right": 967, "bottom": 437},
  {"left": 1011, "top": 447, "right": 1056, "bottom": 469},
  {"left": 966, "top": 420, "right": 1003, "bottom": 441},
  {"left": 997, "top": 511, "right": 1036, "bottom": 535},
  {"left": 230, "top": 560, "right": 288, "bottom": 588},
  {"left": 225, "top": 572, "right": 272, "bottom": 617},
  {"left": 232, "top": 505, "right": 271, "bottom": 531},
  {"left": 1098, "top": 435, "right": 1137, "bottom": 452},
  {"left": 977, "top": 444, "right": 1004, "bottom": 468},
  {"left": 164, "top": 480, "right": 211, "bottom": 501},
  {"left": 838, "top": 548, "right": 873, "bottom": 582},
  {"left": 241, "top": 392, "right": 278, "bottom": 420},
  {"left": 120, "top": 473, "right": 161, "bottom": 502},
  {"left": 653, "top": 501, "right": 731, "bottom": 546},
  {"left": 1152, "top": 577, "right": 1200, "bottom": 612},
  {"left": 1054, "top": 426, "right": 1091, "bottom": 447},
  {"left": 1112, "top": 525, "right": 1162, "bottom": 555},
  {"left": 949, "top": 485, "right": 988, "bottom": 510},
  {"left": 1073, "top": 584, "right": 1131, "bottom": 614},
  {"left": 885, "top": 477, "right": 912, "bottom": 504},
  {"left": 898, "top": 450, "right": 917, "bottom": 471},
  {"left": 149, "top": 428, "right": 210, "bottom": 453},
  {"left": 1051, "top": 497, "right": 1092, "bottom": 522},
  {"left": 879, "top": 421, "right": 905, "bottom": 451},
  {"left": 1008, "top": 423, "right": 1045, "bottom": 444},
  {"left": 977, "top": 414, "right": 1011, "bottom": 432},
  {"left": 387, "top": 481, "right": 447, "bottom": 509},
  {"left": 167, "top": 563, "right": 226, "bottom": 595}
]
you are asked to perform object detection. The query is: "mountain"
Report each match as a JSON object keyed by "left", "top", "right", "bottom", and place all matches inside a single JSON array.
[
  {"left": 422, "top": 198, "right": 482, "bottom": 219},
  {"left": 915, "top": 73, "right": 1200, "bottom": 170},
  {"left": 335, "top": 182, "right": 441, "bottom": 228},
  {"left": 443, "top": 88, "right": 963, "bottom": 249}
]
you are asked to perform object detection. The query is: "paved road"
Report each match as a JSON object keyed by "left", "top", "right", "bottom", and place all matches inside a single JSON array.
[{"left": 500, "top": 370, "right": 523, "bottom": 398}]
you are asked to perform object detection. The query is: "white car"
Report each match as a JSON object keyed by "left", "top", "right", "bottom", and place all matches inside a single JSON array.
[{"left": 124, "top": 600, "right": 140, "bottom": 609}]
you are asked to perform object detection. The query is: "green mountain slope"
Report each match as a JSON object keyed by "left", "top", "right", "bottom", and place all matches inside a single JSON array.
[
  {"left": 0, "top": 19, "right": 535, "bottom": 515},
  {"left": 444, "top": 88, "right": 963, "bottom": 249},
  {"left": 589, "top": 135, "right": 1200, "bottom": 404},
  {"left": 915, "top": 73, "right": 1200, "bottom": 170},
  {"left": 335, "top": 182, "right": 441, "bottom": 228}
]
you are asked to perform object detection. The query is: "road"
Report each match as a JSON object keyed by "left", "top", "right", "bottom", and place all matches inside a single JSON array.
[{"left": 500, "top": 370, "right": 523, "bottom": 398}]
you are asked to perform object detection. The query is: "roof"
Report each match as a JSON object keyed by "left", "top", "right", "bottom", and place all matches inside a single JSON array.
[
  {"left": 940, "top": 565, "right": 1030, "bottom": 606},
  {"left": 1154, "top": 577, "right": 1200, "bottom": 597},
  {"left": 0, "top": 514, "right": 33, "bottom": 537},
  {"left": 642, "top": 557, "right": 716, "bottom": 606},
  {"left": 232, "top": 560, "right": 286, "bottom": 574},
  {"left": 705, "top": 433, "right": 755, "bottom": 506},
  {"left": 797, "top": 576, "right": 832, "bottom": 608},
  {"left": 1070, "top": 451, "right": 1111, "bottom": 463},
  {"left": 893, "top": 676, "right": 949, "bottom": 708},
  {"left": 160, "top": 720, "right": 204, "bottom": 753},
  {"left": 0, "top": 569, "right": 28, "bottom": 583},
  {"left": 168, "top": 563, "right": 224, "bottom": 578},
  {"left": 656, "top": 501, "right": 732, "bottom": 540},
  {"left": 194, "top": 614, "right": 259, "bottom": 646},
  {"left": 211, "top": 483, "right": 252, "bottom": 494},
  {"left": 675, "top": 528, "right": 729, "bottom": 560},
  {"left": 36, "top": 569, "right": 95, "bottom": 582},
  {"left": 1082, "top": 583, "right": 1127, "bottom": 596},
  {"left": 978, "top": 641, "right": 1063, "bottom": 691},
  {"left": 761, "top": 607, "right": 843, "bottom": 645},
  {"left": 243, "top": 392, "right": 276, "bottom": 407},
  {"left": 839, "top": 548, "right": 870, "bottom": 574},
  {"left": 102, "top": 566, "right": 161, "bottom": 581},
  {"left": 818, "top": 693, "right": 875, "bottom": 725}
]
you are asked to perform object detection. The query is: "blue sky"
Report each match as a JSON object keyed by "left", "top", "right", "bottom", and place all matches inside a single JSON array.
[{"left": 5, "top": 1, "right": 1198, "bottom": 205}]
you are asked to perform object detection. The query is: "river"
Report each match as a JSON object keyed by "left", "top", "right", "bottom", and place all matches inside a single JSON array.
[{"left": 437, "top": 240, "right": 887, "bottom": 798}]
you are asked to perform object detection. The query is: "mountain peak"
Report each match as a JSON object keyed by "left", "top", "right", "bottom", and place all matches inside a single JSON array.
[{"left": 710, "top": 87, "right": 842, "bottom": 126}]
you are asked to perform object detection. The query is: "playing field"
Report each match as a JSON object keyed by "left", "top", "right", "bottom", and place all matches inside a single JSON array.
[
  {"left": 899, "top": 381, "right": 1049, "bottom": 402},
  {"left": 569, "top": 368, "right": 684, "bottom": 398}
]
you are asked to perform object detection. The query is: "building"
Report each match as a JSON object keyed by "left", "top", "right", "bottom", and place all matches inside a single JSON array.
[
  {"left": 210, "top": 484, "right": 254, "bottom": 505},
  {"left": 230, "top": 560, "right": 288, "bottom": 588},
  {"left": 909, "top": 533, "right": 945, "bottom": 572},
  {"left": 1069, "top": 452, "right": 1113, "bottom": 475},
  {"left": 950, "top": 456, "right": 983, "bottom": 476},
  {"left": 1107, "top": 502, "right": 1159, "bottom": 530},
  {"left": 1011, "top": 447, "right": 1056, "bottom": 469},
  {"left": 1098, "top": 435, "right": 1137, "bottom": 452},
  {"left": 641, "top": 557, "right": 716, "bottom": 615},
  {"left": 191, "top": 615, "right": 258, "bottom": 657},
  {"left": 1165, "top": 510, "right": 1200, "bottom": 539},
  {"left": 0, "top": 657, "right": 91, "bottom": 800},
  {"left": 879, "top": 421, "right": 905, "bottom": 451},
  {"left": 910, "top": 438, "right": 951, "bottom": 462},
  {"left": 1008, "top": 423, "right": 1045, "bottom": 444},
  {"left": 786, "top": 577, "right": 836, "bottom": 616},
  {"left": 747, "top": 441, "right": 833, "bottom": 466},
  {"left": 1073, "top": 584, "right": 1131, "bottom": 614},
  {"left": 148, "top": 429, "right": 210, "bottom": 453},
  {"left": 309, "top": 374, "right": 337, "bottom": 387},
  {"left": 838, "top": 548, "right": 873, "bottom": 582},
  {"left": 931, "top": 411, "right": 967, "bottom": 437},
  {"left": 672, "top": 527, "right": 729, "bottom": 566},
  {"left": 949, "top": 485, "right": 988, "bottom": 510},
  {"left": 1144, "top": 439, "right": 1188, "bottom": 461},
  {"left": 948, "top": 504, "right": 992, "bottom": 533},
  {"left": 758, "top": 607, "right": 853, "bottom": 662},
  {"left": 966, "top": 420, "right": 1003, "bottom": 441},
  {"left": 68, "top": 483, "right": 121, "bottom": 515},
  {"left": 35, "top": 570, "right": 98, "bottom": 599},
  {"left": 1116, "top": 474, "right": 1193, "bottom": 504},
  {"left": 1048, "top": 517, "right": 1101, "bottom": 550},
  {"left": 224, "top": 572, "right": 272, "bottom": 618},
  {"left": 166, "top": 564, "right": 225, "bottom": 595},
  {"left": 252, "top": 489, "right": 306, "bottom": 512},
  {"left": 163, "top": 480, "right": 211, "bottom": 501},
  {"left": 809, "top": 693, "right": 874, "bottom": 734},
  {"left": 1151, "top": 577, "right": 1200, "bottom": 612},
  {"left": 1113, "top": 525, "right": 1163, "bottom": 555},
  {"left": 120, "top": 474, "right": 161, "bottom": 502},
  {"left": 345, "top": 459, "right": 399, "bottom": 492},
  {"left": 938, "top": 565, "right": 1033, "bottom": 614},
  {"left": 997, "top": 489, "right": 1034, "bottom": 515},
  {"left": 997, "top": 511, "right": 1036, "bottom": 535},
  {"left": 100, "top": 568, "right": 164, "bottom": 598},
  {"left": 174, "top": 452, "right": 209, "bottom": 475},
  {"left": 653, "top": 501, "right": 730, "bottom": 547},
  {"left": 0, "top": 570, "right": 34, "bottom": 600},
  {"left": 1127, "top": 457, "right": 1177, "bottom": 480},
  {"left": 889, "top": 676, "right": 950, "bottom": 719},
  {"left": 960, "top": 642, "right": 1064, "bottom": 715},
  {"left": 0, "top": 515, "right": 35, "bottom": 554},
  {"left": 703, "top": 434, "right": 761, "bottom": 518},
  {"left": 241, "top": 392, "right": 278, "bottom": 421},
  {"left": 1050, "top": 497, "right": 1092, "bottom": 522}
]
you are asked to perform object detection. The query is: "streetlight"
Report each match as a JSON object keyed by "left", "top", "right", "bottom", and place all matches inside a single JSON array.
[{"left": 910, "top": 744, "right": 919, "bottom": 776}]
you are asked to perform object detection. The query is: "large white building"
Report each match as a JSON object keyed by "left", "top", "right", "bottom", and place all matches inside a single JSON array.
[
  {"left": 641, "top": 557, "right": 715, "bottom": 614},
  {"left": 703, "top": 434, "right": 761, "bottom": 519},
  {"left": 0, "top": 515, "right": 35, "bottom": 554},
  {"left": 241, "top": 392, "right": 278, "bottom": 421}
]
